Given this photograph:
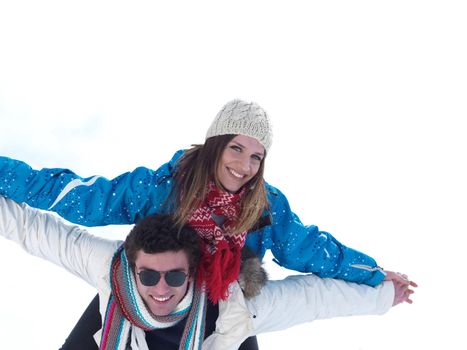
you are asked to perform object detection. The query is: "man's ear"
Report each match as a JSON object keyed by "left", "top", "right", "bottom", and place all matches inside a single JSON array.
[
  {"left": 188, "top": 276, "right": 196, "bottom": 287},
  {"left": 188, "top": 270, "right": 195, "bottom": 284}
]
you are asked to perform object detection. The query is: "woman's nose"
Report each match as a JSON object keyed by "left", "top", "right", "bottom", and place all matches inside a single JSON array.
[{"left": 238, "top": 155, "right": 251, "bottom": 173}]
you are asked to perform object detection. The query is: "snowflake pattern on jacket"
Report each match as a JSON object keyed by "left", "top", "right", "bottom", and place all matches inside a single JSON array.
[{"left": 0, "top": 150, "right": 385, "bottom": 286}]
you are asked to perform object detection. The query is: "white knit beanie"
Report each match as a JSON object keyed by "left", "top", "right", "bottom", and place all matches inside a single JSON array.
[{"left": 206, "top": 99, "right": 273, "bottom": 152}]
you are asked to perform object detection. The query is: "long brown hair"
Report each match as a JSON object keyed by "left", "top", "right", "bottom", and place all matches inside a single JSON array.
[{"left": 170, "top": 134, "right": 269, "bottom": 234}]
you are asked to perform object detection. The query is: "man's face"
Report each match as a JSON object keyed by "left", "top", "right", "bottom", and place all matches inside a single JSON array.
[{"left": 134, "top": 250, "right": 192, "bottom": 316}]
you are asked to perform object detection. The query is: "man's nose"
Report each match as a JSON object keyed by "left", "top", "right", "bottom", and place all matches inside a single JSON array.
[{"left": 153, "top": 276, "right": 171, "bottom": 293}]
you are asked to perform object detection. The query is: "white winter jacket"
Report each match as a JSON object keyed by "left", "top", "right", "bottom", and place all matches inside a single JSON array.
[{"left": 0, "top": 197, "right": 395, "bottom": 350}]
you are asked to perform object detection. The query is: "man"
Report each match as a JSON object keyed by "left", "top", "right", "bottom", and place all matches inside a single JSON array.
[{"left": 0, "top": 196, "right": 413, "bottom": 349}]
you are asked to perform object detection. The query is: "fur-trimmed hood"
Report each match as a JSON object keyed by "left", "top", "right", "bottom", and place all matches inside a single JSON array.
[{"left": 239, "top": 246, "right": 268, "bottom": 299}]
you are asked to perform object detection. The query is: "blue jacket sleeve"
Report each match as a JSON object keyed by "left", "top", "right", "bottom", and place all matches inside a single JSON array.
[
  {"left": 0, "top": 151, "right": 182, "bottom": 226},
  {"left": 245, "top": 184, "right": 385, "bottom": 287}
]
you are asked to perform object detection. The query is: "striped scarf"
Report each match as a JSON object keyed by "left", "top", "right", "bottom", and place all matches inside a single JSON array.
[
  {"left": 188, "top": 182, "right": 247, "bottom": 303},
  {"left": 100, "top": 246, "right": 207, "bottom": 350}
]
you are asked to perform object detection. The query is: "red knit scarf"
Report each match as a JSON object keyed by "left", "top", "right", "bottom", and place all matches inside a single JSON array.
[{"left": 188, "top": 182, "right": 247, "bottom": 303}]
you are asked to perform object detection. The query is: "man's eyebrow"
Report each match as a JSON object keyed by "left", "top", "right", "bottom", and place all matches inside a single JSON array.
[{"left": 136, "top": 266, "right": 186, "bottom": 271}]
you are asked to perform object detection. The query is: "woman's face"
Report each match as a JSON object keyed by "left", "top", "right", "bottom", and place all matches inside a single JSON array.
[{"left": 216, "top": 135, "right": 265, "bottom": 193}]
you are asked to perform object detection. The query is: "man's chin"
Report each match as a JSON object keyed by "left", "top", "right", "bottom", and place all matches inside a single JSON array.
[
  {"left": 151, "top": 302, "right": 175, "bottom": 317},
  {"left": 143, "top": 297, "right": 172, "bottom": 317}
]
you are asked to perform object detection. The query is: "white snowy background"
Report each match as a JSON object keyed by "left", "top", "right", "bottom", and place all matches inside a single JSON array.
[{"left": 0, "top": 1, "right": 466, "bottom": 349}]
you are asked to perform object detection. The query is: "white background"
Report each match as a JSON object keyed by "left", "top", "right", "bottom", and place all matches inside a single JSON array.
[{"left": 0, "top": 1, "right": 466, "bottom": 349}]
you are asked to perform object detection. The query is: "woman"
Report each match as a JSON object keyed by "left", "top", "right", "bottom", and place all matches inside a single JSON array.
[{"left": 0, "top": 99, "right": 414, "bottom": 349}]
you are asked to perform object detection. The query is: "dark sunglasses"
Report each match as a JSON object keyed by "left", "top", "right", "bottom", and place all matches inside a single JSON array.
[{"left": 137, "top": 269, "right": 188, "bottom": 287}]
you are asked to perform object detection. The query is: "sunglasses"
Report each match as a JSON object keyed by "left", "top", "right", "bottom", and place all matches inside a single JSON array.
[{"left": 137, "top": 269, "right": 188, "bottom": 287}]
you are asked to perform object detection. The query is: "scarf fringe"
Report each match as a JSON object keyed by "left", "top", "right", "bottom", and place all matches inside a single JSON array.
[{"left": 197, "top": 240, "right": 241, "bottom": 303}]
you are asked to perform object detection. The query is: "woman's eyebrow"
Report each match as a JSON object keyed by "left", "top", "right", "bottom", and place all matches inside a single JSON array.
[{"left": 231, "top": 140, "right": 265, "bottom": 157}]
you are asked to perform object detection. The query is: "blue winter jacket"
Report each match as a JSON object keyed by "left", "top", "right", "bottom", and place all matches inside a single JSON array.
[{"left": 0, "top": 150, "right": 385, "bottom": 286}]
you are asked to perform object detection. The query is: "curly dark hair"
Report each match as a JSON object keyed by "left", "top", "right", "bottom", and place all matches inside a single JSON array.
[{"left": 124, "top": 214, "right": 201, "bottom": 276}]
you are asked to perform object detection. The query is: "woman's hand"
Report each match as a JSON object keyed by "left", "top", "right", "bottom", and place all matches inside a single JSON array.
[{"left": 384, "top": 270, "right": 418, "bottom": 306}]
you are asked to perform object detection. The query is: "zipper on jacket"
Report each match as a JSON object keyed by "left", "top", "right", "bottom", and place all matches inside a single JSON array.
[{"left": 350, "top": 264, "right": 385, "bottom": 273}]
